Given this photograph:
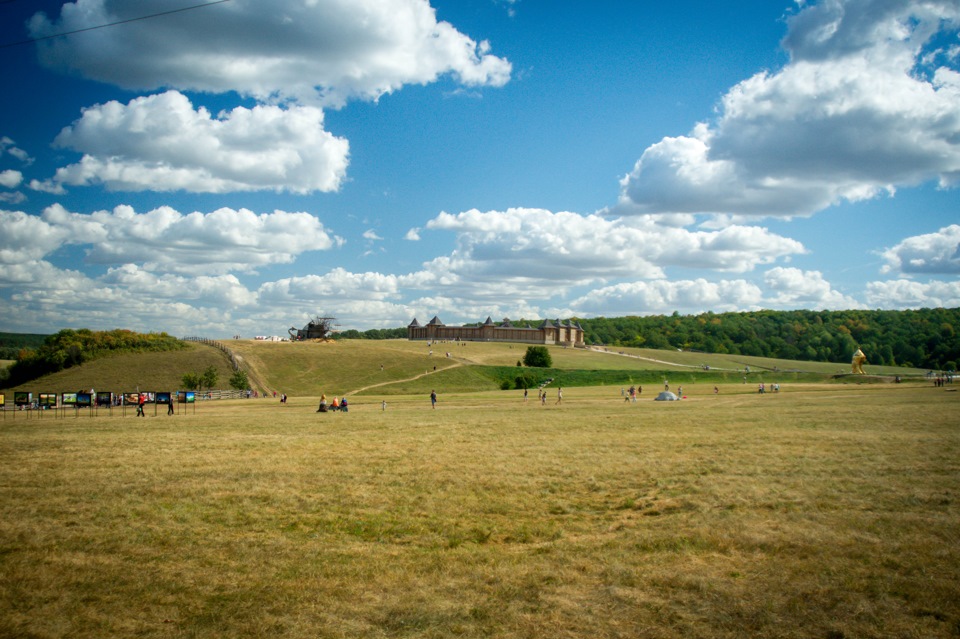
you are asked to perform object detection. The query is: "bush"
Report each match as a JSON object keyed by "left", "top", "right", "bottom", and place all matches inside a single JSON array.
[
  {"left": 523, "top": 346, "right": 552, "bottom": 368},
  {"left": 229, "top": 370, "right": 250, "bottom": 391}
]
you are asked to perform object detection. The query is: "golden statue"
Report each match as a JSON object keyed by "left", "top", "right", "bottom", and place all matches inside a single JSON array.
[{"left": 851, "top": 347, "right": 867, "bottom": 375}]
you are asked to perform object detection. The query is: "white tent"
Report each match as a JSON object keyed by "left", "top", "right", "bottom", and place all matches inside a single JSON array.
[{"left": 654, "top": 391, "right": 679, "bottom": 401}]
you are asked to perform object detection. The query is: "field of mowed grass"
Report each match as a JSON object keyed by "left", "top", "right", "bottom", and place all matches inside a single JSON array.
[{"left": 1, "top": 383, "right": 958, "bottom": 638}]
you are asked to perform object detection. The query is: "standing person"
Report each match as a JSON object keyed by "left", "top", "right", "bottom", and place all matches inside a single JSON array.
[
  {"left": 556, "top": 387, "right": 563, "bottom": 404},
  {"left": 137, "top": 393, "right": 146, "bottom": 417},
  {"left": 167, "top": 398, "right": 174, "bottom": 415},
  {"left": 430, "top": 389, "right": 437, "bottom": 409},
  {"left": 523, "top": 388, "right": 528, "bottom": 402}
]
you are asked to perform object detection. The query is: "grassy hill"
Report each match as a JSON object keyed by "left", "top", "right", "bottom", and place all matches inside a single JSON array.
[
  {"left": 1, "top": 341, "right": 235, "bottom": 394},
  {"left": 230, "top": 339, "right": 926, "bottom": 398},
  {"left": 4, "top": 338, "right": 930, "bottom": 399}
]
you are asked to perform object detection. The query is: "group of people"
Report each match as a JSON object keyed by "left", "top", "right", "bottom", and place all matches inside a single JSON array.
[
  {"left": 316, "top": 394, "right": 349, "bottom": 412},
  {"left": 524, "top": 387, "right": 561, "bottom": 405}
]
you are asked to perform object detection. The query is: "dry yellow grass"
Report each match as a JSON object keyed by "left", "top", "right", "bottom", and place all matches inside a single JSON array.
[{"left": 0, "top": 383, "right": 958, "bottom": 638}]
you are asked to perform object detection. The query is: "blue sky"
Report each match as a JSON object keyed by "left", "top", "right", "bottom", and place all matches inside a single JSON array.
[{"left": 1, "top": 0, "right": 958, "bottom": 338}]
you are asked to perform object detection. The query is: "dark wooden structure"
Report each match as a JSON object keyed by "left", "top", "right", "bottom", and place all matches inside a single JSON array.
[
  {"left": 408, "top": 316, "right": 585, "bottom": 347},
  {"left": 289, "top": 316, "right": 338, "bottom": 341}
]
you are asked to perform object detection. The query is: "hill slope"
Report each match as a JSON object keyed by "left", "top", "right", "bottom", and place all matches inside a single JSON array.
[
  {"left": 2, "top": 342, "right": 235, "bottom": 394},
  {"left": 4, "top": 338, "right": 929, "bottom": 398}
]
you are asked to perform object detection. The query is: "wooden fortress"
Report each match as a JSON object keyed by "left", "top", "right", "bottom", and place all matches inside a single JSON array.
[{"left": 408, "top": 316, "right": 585, "bottom": 347}]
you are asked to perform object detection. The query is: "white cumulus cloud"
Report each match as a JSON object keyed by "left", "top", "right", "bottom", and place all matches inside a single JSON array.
[
  {"left": 880, "top": 224, "right": 960, "bottom": 275},
  {"left": 0, "top": 170, "right": 22, "bottom": 189},
  {"left": 3, "top": 204, "right": 340, "bottom": 276},
  {"left": 763, "top": 267, "right": 863, "bottom": 308},
  {"left": 570, "top": 279, "right": 765, "bottom": 317},
  {"left": 29, "top": 0, "right": 511, "bottom": 107},
  {"left": 39, "top": 91, "right": 349, "bottom": 194},
  {"left": 618, "top": 0, "right": 960, "bottom": 218},
  {"left": 866, "top": 278, "right": 960, "bottom": 308},
  {"left": 422, "top": 208, "right": 805, "bottom": 296}
]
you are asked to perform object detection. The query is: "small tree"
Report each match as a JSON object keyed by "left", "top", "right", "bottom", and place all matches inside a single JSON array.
[
  {"left": 181, "top": 372, "right": 201, "bottom": 390},
  {"left": 523, "top": 346, "right": 552, "bottom": 368},
  {"left": 229, "top": 369, "right": 249, "bottom": 391},
  {"left": 200, "top": 365, "right": 219, "bottom": 391}
]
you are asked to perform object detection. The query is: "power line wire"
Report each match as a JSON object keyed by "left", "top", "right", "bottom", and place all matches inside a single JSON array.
[{"left": 0, "top": 0, "right": 233, "bottom": 50}]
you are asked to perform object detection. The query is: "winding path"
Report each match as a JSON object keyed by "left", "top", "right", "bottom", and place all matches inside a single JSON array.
[{"left": 346, "top": 361, "right": 464, "bottom": 396}]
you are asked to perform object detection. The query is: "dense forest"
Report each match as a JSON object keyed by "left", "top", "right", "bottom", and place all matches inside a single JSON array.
[
  {"left": 336, "top": 327, "right": 408, "bottom": 340},
  {"left": 575, "top": 308, "right": 959, "bottom": 371},
  {"left": 0, "top": 332, "right": 47, "bottom": 360},
  {"left": 337, "top": 308, "right": 959, "bottom": 371},
  {"left": 2, "top": 329, "right": 186, "bottom": 387}
]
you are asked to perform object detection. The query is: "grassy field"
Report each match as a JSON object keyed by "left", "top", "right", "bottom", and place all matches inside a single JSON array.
[{"left": 1, "top": 382, "right": 958, "bottom": 638}]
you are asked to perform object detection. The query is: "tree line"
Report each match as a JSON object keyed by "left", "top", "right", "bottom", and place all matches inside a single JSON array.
[
  {"left": 338, "top": 308, "right": 959, "bottom": 371},
  {"left": 575, "top": 308, "right": 958, "bottom": 370}
]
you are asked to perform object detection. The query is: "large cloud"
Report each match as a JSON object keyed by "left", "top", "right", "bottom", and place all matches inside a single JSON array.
[
  {"left": 568, "top": 268, "right": 862, "bottom": 317},
  {"left": 421, "top": 208, "right": 805, "bottom": 296},
  {"left": 618, "top": 0, "right": 960, "bottom": 217},
  {"left": 866, "top": 279, "right": 960, "bottom": 308},
  {"left": 0, "top": 210, "right": 70, "bottom": 264},
  {"left": 2, "top": 204, "right": 341, "bottom": 276},
  {"left": 762, "top": 267, "right": 862, "bottom": 308},
  {"left": 569, "top": 279, "right": 765, "bottom": 317},
  {"left": 34, "top": 91, "right": 349, "bottom": 194},
  {"left": 880, "top": 224, "right": 960, "bottom": 275},
  {"left": 29, "top": 0, "right": 511, "bottom": 107}
]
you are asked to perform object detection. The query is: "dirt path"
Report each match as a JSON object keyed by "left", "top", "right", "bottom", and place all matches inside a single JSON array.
[
  {"left": 586, "top": 346, "right": 731, "bottom": 371},
  {"left": 346, "top": 361, "right": 463, "bottom": 396},
  {"left": 232, "top": 353, "right": 273, "bottom": 396}
]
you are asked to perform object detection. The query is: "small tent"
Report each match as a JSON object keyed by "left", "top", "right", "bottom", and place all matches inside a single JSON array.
[{"left": 654, "top": 391, "right": 679, "bottom": 401}]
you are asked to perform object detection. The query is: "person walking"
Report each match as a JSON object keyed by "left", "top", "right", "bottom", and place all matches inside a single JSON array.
[
  {"left": 430, "top": 389, "right": 437, "bottom": 409},
  {"left": 556, "top": 387, "right": 563, "bottom": 404}
]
